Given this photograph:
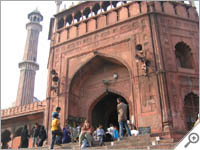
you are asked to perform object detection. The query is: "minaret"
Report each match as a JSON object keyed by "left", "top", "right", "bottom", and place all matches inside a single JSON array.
[
  {"left": 16, "top": 9, "right": 43, "bottom": 106},
  {"left": 189, "top": 1, "right": 195, "bottom": 7},
  {"left": 55, "top": 0, "right": 62, "bottom": 13}
]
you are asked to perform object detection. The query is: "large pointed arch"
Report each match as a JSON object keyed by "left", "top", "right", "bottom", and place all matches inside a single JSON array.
[
  {"left": 67, "top": 53, "right": 134, "bottom": 126},
  {"left": 68, "top": 53, "right": 133, "bottom": 92}
]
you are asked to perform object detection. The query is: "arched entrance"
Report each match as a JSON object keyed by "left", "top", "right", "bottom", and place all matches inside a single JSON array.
[
  {"left": 68, "top": 54, "right": 133, "bottom": 127},
  {"left": 184, "top": 92, "right": 199, "bottom": 130},
  {"left": 91, "top": 92, "right": 129, "bottom": 129},
  {"left": 1, "top": 130, "right": 11, "bottom": 149}
]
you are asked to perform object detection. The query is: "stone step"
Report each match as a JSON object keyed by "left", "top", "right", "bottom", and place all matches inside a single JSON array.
[
  {"left": 158, "top": 138, "right": 174, "bottom": 144},
  {"left": 44, "top": 134, "right": 176, "bottom": 149},
  {"left": 54, "top": 142, "right": 176, "bottom": 150},
  {"left": 150, "top": 142, "right": 177, "bottom": 149}
]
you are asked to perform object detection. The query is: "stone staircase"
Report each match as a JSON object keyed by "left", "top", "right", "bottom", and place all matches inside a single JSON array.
[{"left": 43, "top": 134, "right": 177, "bottom": 149}]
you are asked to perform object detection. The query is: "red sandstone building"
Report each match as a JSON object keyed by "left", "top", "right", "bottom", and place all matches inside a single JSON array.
[{"left": 1, "top": 1, "right": 199, "bottom": 148}]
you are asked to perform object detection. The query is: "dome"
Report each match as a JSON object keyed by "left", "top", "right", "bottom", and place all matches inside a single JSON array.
[{"left": 28, "top": 8, "right": 43, "bottom": 22}]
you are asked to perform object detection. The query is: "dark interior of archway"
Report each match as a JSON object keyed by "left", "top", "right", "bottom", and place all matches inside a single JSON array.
[
  {"left": 184, "top": 92, "right": 199, "bottom": 130},
  {"left": 14, "top": 127, "right": 23, "bottom": 137},
  {"left": 1, "top": 130, "right": 11, "bottom": 143},
  {"left": 92, "top": 92, "right": 129, "bottom": 130}
]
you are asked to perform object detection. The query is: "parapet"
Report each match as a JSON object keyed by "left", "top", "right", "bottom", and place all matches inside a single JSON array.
[
  {"left": 1, "top": 100, "right": 47, "bottom": 120},
  {"left": 49, "top": 1, "right": 198, "bottom": 43}
]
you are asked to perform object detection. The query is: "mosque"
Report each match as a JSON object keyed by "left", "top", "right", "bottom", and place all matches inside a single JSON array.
[{"left": 1, "top": 1, "right": 199, "bottom": 148}]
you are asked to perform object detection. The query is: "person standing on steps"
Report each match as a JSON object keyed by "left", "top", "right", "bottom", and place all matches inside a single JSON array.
[
  {"left": 38, "top": 125, "right": 47, "bottom": 147},
  {"left": 19, "top": 125, "right": 30, "bottom": 148},
  {"left": 117, "top": 97, "right": 132, "bottom": 138},
  {"left": 32, "top": 123, "right": 40, "bottom": 148}
]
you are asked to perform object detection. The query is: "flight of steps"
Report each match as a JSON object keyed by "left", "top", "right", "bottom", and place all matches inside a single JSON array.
[{"left": 44, "top": 134, "right": 177, "bottom": 149}]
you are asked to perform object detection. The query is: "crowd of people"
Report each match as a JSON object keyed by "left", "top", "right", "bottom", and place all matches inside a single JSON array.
[
  {"left": 50, "top": 98, "right": 139, "bottom": 149},
  {"left": 18, "top": 123, "right": 47, "bottom": 148},
  {"left": 3, "top": 98, "right": 200, "bottom": 149}
]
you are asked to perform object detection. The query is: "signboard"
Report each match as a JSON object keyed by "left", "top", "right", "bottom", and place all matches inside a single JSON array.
[{"left": 138, "top": 127, "right": 151, "bottom": 135}]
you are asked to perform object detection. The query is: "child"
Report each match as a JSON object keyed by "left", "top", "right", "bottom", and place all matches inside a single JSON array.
[
  {"left": 50, "top": 113, "right": 62, "bottom": 149},
  {"left": 113, "top": 126, "right": 119, "bottom": 140},
  {"left": 96, "top": 125, "right": 105, "bottom": 146}
]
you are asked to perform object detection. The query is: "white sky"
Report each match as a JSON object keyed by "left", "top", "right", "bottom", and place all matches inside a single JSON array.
[{"left": 1, "top": 1, "right": 199, "bottom": 109}]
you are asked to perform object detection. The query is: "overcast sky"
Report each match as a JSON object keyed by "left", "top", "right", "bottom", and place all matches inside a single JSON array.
[{"left": 1, "top": 1, "right": 199, "bottom": 109}]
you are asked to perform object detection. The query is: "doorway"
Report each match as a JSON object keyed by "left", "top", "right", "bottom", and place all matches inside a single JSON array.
[
  {"left": 184, "top": 92, "right": 199, "bottom": 130},
  {"left": 91, "top": 92, "right": 129, "bottom": 130}
]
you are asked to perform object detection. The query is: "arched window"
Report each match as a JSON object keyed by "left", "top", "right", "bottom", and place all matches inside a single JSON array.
[
  {"left": 175, "top": 42, "right": 193, "bottom": 69},
  {"left": 102, "top": 1, "right": 110, "bottom": 12},
  {"left": 74, "top": 11, "right": 82, "bottom": 22},
  {"left": 1, "top": 130, "right": 11, "bottom": 145},
  {"left": 33, "top": 16, "right": 37, "bottom": 22},
  {"left": 57, "top": 18, "right": 64, "bottom": 29},
  {"left": 83, "top": 7, "right": 91, "bottom": 19},
  {"left": 112, "top": 1, "right": 119, "bottom": 8},
  {"left": 92, "top": 3, "right": 100, "bottom": 15},
  {"left": 66, "top": 14, "right": 73, "bottom": 26},
  {"left": 14, "top": 127, "right": 23, "bottom": 137}
]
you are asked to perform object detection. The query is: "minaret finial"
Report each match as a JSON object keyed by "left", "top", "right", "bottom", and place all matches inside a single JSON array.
[{"left": 55, "top": 0, "right": 62, "bottom": 13}]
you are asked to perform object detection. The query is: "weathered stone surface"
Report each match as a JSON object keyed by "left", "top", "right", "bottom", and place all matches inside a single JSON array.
[{"left": 1, "top": 1, "right": 199, "bottom": 148}]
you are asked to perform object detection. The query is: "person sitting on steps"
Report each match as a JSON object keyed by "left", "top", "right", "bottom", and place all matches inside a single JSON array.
[{"left": 79, "top": 120, "right": 94, "bottom": 147}]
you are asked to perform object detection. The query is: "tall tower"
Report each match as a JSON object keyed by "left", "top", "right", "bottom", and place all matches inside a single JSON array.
[
  {"left": 55, "top": 0, "right": 62, "bottom": 13},
  {"left": 16, "top": 9, "right": 43, "bottom": 106}
]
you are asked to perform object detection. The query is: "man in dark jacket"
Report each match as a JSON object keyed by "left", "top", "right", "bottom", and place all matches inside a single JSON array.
[
  {"left": 117, "top": 97, "right": 131, "bottom": 138},
  {"left": 32, "top": 123, "right": 40, "bottom": 147}
]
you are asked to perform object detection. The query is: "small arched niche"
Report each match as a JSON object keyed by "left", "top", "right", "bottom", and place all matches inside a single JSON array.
[{"left": 175, "top": 42, "right": 194, "bottom": 69}]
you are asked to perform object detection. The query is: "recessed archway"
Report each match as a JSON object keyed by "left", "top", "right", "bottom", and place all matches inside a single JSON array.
[
  {"left": 68, "top": 54, "right": 133, "bottom": 127},
  {"left": 184, "top": 92, "right": 199, "bottom": 130},
  {"left": 91, "top": 92, "right": 129, "bottom": 130},
  {"left": 1, "top": 130, "right": 11, "bottom": 149}
]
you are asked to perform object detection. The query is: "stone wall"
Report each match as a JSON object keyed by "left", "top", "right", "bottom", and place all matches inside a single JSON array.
[
  {"left": 45, "top": 0, "right": 199, "bottom": 141},
  {"left": 49, "top": 1, "right": 198, "bottom": 44}
]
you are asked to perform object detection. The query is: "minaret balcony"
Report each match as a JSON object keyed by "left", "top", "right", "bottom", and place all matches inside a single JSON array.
[{"left": 18, "top": 60, "right": 39, "bottom": 71}]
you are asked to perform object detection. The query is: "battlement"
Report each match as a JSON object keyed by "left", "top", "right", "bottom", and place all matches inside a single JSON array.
[
  {"left": 1, "top": 100, "right": 47, "bottom": 120},
  {"left": 50, "top": 1, "right": 198, "bottom": 43}
]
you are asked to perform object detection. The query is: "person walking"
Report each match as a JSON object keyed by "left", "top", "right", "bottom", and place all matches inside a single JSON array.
[
  {"left": 52, "top": 106, "right": 61, "bottom": 120},
  {"left": 19, "top": 125, "right": 29, "bottom": 148},
  {"left": 38, "top": 126, "right": 47, "bottom": 147},
  {"left": 117, "top": 97, "right": 131, "bottom": 138},
  {"left": 50, "top": 113, "right": 62, "bottom": 149},
  {"left": 96, "top": 125, "right": 105, "bottom": 146},
  {"left": 32, "top": 123, "right": 40, "bottom": 147},
  {"left": 52, "top": 107, "right": 62, "bottom": 145}
]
